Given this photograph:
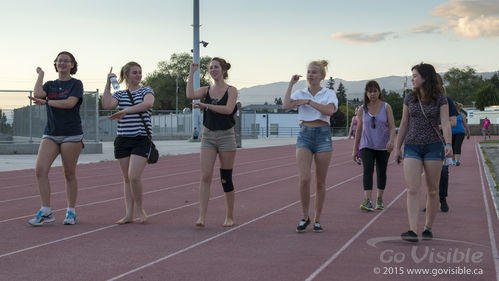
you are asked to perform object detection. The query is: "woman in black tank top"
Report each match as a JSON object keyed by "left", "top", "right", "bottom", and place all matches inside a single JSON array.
[{"left": 186, "top": 57, "right": 239, "bottom": 227}]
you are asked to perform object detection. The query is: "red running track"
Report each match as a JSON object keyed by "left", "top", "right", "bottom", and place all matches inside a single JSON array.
[{"left": 0, "top": 138, "right": 498, "bottom": 281}]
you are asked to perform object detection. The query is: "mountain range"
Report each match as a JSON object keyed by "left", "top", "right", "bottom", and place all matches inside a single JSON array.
[{"left": 237, "top": 72, "right": 496, "bottom": 106}]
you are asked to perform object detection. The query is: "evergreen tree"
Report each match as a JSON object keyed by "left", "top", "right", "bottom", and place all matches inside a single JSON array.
[
  {"left": 327, "top": 77, "right": 335, "bottom": 90},
  {"left": 336, "top": 82, "right": 346, "bottom": 106}
]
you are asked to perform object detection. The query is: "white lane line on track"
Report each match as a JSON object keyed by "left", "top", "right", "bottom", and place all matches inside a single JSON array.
[
  {"left": 0, "top": 154, "right": 298, "bottom": 203},
  {"left": 304, "top": 189, "right": 406, "bottom": 281},
  {"left": 0, "top": 154, "right": 299, "bottom": 191},
  {"left": 475, "top": 143, "right": 499, "bottom": 281},
  {"left": 0, "top": 159, "right": 358, "bottom": 258},
  {"left": 106, "top": 173, "right": 363, "bottom": 281},
  {"left": 0, "top": 158, "right": 352, "bottom": 223}
]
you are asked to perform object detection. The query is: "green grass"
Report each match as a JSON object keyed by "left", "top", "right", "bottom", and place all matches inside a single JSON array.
[
  {"left": 479, "top": 139, "right": 499, "bottom": 144},
  {"left": 480, "top": 144, "right": 499, "bottom": 193}
]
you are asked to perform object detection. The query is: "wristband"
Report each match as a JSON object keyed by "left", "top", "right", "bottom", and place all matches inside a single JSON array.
[
  {"left": 46, "top": 100, "right": 49, "bottom": 107},
  {"left": 445, "top": 143, "right": 451, "bottom": 147}
]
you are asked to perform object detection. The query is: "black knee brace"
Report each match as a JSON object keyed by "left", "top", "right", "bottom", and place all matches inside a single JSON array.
[{"left": 220, "top": 169, "right": 234, "bottom": 193}]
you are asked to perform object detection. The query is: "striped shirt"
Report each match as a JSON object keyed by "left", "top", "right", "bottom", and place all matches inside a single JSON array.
[{"left": 112, "top": 86, "right": 154, "bottom": 137}]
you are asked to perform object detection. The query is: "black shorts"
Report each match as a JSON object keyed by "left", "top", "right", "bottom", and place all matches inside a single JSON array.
[{"left": 114, "top": 136, "right": 150, "bottom": 159}]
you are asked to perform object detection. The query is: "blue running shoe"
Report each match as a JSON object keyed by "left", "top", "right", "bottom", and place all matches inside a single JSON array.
[
  {"left": 63, "top": 211, "right": 78, "bottom": 225},
  {"left": 29, "top": 210, "right": 55, "bottom": 226}
]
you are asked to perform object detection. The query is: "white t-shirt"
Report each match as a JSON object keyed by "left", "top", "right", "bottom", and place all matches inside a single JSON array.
[{"left": 290, "top": 87, "right": 338, "bottom": 125}]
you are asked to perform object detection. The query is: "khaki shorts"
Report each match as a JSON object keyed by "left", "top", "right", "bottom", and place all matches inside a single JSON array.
[{"left": 201, "top": 126, "right": 236, "bottom": 152}]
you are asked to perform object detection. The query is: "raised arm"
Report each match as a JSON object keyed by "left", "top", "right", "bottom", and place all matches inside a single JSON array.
[
  {"left": 102, "top": 67, "right": 119, "bottom": 110},
  {"left": 186, "top": 63, "right": 208, "bottom": 100},
  {"left": 282, "top": 75, "right": 301, "bottom": 111},
  {"left": 33, "top": 67, "right": 47, "bottom": 98}
]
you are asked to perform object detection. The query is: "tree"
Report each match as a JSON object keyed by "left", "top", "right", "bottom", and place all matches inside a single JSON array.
[
  {"left": 141, "top": 53, "right": 212, "bottom": 110},
  {"left": 336, "top": 82, "right": 346, "bottom": 106},
  {"left": 383, "top": 90, "right": 404, "bottom": 124},
  {"left": 327, "top": 77, "right": 335, "bottom": 91},
  {"left": 274, "top": 97, "right": 282, "bottom": 105},
  {"left": 0, "top": 109, "right": 12, "bottom": 134},
  {"left": 443, "top": 67, "right": 483, "bottom": 105},
  {"left": 475, "top": 82, "right": 499, "bottom": 110},
  {"left": 330, "top": 106, "right": 346, "bottom": 128}
]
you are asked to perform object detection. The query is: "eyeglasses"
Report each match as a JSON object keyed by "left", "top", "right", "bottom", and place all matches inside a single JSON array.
[
  {"left": 372, "top": 116, "right": 376, "bottom": 129},
  {"left": 56, "top": 59, "right": 72, "bottom": 64}
]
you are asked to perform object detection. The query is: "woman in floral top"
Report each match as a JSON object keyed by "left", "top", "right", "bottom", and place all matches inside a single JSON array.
[{"left": 394, "top": 63, "right": 453, "bottom": 242}]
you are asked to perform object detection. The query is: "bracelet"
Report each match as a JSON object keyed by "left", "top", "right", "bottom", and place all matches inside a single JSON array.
[{"left": 445, "top": 143, "right": 452, "bottom": 147}]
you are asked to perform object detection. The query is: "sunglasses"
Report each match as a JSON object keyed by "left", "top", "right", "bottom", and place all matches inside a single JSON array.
[
  {"left": 372, "top": 116, "right": 376, "bottom": 129},
  {"left": 211, "top": 99, "right": 218, "bottom": 105}
]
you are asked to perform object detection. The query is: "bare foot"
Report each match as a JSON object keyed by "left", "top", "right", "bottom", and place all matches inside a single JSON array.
[
  {"left": 223, "top": 218, "right": 234, "bottom": 227},
  {"left": 137, "top": 210, "right": 148, "bottom": 224},
  {"left": 195, "top": 218, "right": 205, "bottom": 227},
  {"left": 116, "top": 216, "right": 134, "bottom": 225}
]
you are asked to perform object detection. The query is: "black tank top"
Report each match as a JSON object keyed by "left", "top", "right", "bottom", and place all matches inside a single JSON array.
[{"left": 203, "top": 86, "right": 237, "bottom": 130}]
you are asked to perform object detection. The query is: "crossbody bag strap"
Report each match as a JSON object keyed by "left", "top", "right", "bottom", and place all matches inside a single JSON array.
[
  {"left": 126, "top": 89, "right": 152, "bottom": 139},
  {"left": 417, "top": 95, "right": 445, "bottom": 145}
]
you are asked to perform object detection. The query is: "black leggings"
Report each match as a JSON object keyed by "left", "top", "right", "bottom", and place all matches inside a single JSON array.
[
  {"left": 360, "top": 148, "right": 390, "bottom": 190},
  {"left": 452, "top": 133, "right": 465, "bottom": 155}
]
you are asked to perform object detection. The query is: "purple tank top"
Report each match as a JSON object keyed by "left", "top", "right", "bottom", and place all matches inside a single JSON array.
[{"left": 359, "top": 102, "right": 390, "bottom": 150}]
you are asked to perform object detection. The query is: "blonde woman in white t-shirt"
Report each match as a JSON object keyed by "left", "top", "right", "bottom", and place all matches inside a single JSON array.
[{"left": 282, "top": 60, "right": 338, "bottom": 233}]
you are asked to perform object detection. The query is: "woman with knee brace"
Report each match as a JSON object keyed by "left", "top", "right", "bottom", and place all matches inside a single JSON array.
[
  {"left": 282, "top": 60, "right": 338, "bottom": 233},
  {"left": 353, "top": 81, "right": 396, "bottom": 212},
  {"left": 187, "top": 57, "right": 238, "bottom": 227}
]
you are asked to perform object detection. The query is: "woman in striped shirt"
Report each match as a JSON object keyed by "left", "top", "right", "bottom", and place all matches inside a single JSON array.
[{"left": 102, "top": 62, "right": 155, "bottom": 224}]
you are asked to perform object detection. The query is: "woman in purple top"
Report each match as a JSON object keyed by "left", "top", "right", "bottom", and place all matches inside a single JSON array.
[
  {"left": 395, "top": 63, "right": 452, "bottom": 242},
  {"left": 353, "top": 81, "right": 396, "bottom": 212}
]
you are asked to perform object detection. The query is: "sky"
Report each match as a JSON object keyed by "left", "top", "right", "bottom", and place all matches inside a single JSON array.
[{"left": 0, "top": 0, "right": 498, "bottom": 109}]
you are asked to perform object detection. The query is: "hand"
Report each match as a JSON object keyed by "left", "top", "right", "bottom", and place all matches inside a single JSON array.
[
  {"left": 294, "top": 99, "right": 310, "bottom": 106},
  {"left": 394, "top": 150, "right": 402, "bottom": 165},
  {"left": 466, "top": 135, "right": 470, "bottom": 140},
  {"left": 36, "top": 67, "right": 44, "bottom": 75},
  {"left": 289, "top": 75, "right": 301, "bottom": 85},
  {"left": 108, "top": 67, "right": 117, "bottom": 80},
  {"left": 352, "top": 154, "right": 359, "bottom": 164},
  {"left": 444, "top": 146, "right": 453, "bottom": 157},
  {"left": 386, "top": 141, "right": 394, "bottom": 152},
  {"left": 190, "top": 63, "right": 199, "bottom": 73},
  {"left": 192, "top": 102, "right": 208, "bottom": 109},
  {"left": 28, "top": 96, "right": 47, "bottom": 106},
  {"left": 109, "top": 110, "right": 127, "bottom": 121}
]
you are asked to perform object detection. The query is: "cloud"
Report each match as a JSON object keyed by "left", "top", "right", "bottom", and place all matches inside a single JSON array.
[
  {"left": 430, "top": 0, "right": 499, "bottom": 38},
  {"left": 331, "top": 32, "right": 394, "bottom": 44},
  {"left": 411, "top": 23, "right": 441, "bottom": 34}
]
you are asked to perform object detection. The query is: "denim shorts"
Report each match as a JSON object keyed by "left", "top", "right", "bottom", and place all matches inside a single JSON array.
[
  {"left": 403, "top": 142, "right": 444, "bottom": 161},
  {"left": 296, "top": 125, "right": 332, "bottom": 153}
]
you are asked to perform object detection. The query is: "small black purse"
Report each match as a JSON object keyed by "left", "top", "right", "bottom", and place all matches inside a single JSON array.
[{"left": 126, "top": 90, "right": 159, "bottom": 164}]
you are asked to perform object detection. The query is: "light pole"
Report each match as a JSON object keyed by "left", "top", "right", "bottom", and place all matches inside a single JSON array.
[
  {"left": 192, "top": 0, "right": 201, "bottom": 137},
  {"left": 175, "top": 77, "right": 179, "bottom": 115}
]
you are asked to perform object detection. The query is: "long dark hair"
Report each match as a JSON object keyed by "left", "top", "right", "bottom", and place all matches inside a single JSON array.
[{"left": 411, "top": 63, "right": 439, "bottom": 104}]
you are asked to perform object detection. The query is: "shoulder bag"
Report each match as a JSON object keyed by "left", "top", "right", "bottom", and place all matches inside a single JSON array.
[{"left": 126, "top": 90, "right": 159, "bottom": 164}]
